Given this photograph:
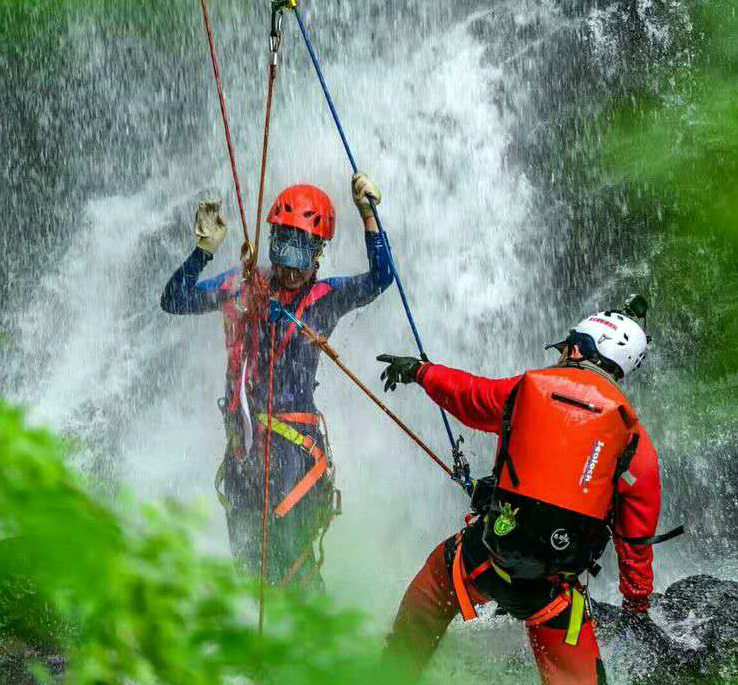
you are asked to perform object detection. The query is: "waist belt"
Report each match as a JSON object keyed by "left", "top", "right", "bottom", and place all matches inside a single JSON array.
[{"left": 257, "top": 412, "right": 328, "bottom": 519}]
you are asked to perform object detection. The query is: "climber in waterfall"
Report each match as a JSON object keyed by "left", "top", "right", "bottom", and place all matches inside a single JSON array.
[
  {"left": 377, "top": 299, "right": 676, "bottom": 684},
  {"left": 161, "top": 173, "right": 393, "bottom": 589}
]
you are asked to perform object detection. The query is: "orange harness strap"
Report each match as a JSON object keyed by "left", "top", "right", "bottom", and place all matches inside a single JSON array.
[
  {"left": 276, "top": 412, "right": 321, "bottom": 425},
  {"left": 274, "top": 454, "right": 327, "bottom": 518},
  {"left": 525, "top": 584, "right": 573, "bottom": 627},
  {"left": 468, "top": 559, "right": 493, "bottom": 582},
  {"left": 452, "top": 543, "right": 479, "bottom": 621},
  {"left": 255, "top": 413, "right": 328, "bottom": 519}
]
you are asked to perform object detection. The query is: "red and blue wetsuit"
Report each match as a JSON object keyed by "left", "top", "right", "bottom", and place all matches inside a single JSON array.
[
  {"left": 161, "top": 233, "right": 393, "bottom": 586},
  {"left": 388, "top": 363, "right": 661, "bottom": 685}
]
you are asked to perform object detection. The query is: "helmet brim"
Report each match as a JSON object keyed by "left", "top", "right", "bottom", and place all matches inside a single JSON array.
[{"left": 545, "top": 340, "right": 568, "bottom": 352}]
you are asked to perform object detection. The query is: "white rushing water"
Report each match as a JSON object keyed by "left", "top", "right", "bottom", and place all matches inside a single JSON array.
[{"left": 3, "top": 1, "right": 716, "bottom": 682}]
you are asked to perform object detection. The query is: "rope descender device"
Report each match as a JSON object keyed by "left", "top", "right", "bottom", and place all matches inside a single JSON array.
[{"left": 451, "top": 435, "right": 474, "bottom": 496}]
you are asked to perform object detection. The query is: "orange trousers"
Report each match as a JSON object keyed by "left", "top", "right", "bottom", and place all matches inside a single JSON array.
[{"left": 386, "top": 541, "right": 605, "bottom": 684}]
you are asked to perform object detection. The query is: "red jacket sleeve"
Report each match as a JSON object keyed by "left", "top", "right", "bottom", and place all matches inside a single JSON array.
[
  {"left": 613, "top": 427, "right": 661, "bottom": 611},
  {"left": 417, "top": 363, "right": 522, "bottom": 434}
]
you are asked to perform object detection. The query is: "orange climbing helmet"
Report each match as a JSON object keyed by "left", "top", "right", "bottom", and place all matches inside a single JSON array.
[{"left": 267, "top": 184, "right": 336, "bottom": 240}]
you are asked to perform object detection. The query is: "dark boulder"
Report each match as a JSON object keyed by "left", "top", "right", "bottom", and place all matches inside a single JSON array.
[{"left": 592, "top": 575, "right": 738, "bottom": 683}]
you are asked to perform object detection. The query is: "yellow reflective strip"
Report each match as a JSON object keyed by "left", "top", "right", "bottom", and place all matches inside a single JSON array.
[
  {"left": 565, "top": 590, "right": 585, "bottom": 646},
  {"left": 257, "top": 413, "right": 305, "bottom": 447},
  {"left": 490, "top": 560, "right": 512, "bottom": 585},
  {"left": 214, "top": 459, "right": 232, "bottom": 513}
]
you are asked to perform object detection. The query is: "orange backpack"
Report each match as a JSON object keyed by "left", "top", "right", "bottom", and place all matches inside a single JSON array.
[{"left": 495, "top": 366, "right": 640, "bottom": 522}]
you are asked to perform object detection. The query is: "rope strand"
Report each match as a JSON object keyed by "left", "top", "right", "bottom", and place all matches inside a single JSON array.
[
  {"left": 250, "top": 61, "right": 278, "bottom": 273},
  {"left": 259, "top": 323, "right": 277, "bottom": 633},
  {"left": 292, "top": 7, "right": 458, "bottom": 452},
  {"left": 199, "top": 0, "right": 252, "bottom": 261}
]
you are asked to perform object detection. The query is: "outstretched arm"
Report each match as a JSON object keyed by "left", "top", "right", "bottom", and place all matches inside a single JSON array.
[
  {"left": 321, "top": 231, "right": 394, "bottom": 318},
  {"left": 613, "top": 428, "right": 662, "bottom": 612},
  {"left": 418, "top": 364, "right": 522, "bottom": 434}
]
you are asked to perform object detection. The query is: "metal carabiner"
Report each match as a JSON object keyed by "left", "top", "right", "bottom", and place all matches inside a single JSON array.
[
  {"left": 270, "top": 0, "right": 297, "bottom": 59},
  {"left": 270, "top": 9, "right": 284, "bottom": 56}
]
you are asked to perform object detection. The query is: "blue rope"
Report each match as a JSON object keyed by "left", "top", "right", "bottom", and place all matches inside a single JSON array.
[{"left": 293, "top": 8, "right": 457, "bottom": 451}]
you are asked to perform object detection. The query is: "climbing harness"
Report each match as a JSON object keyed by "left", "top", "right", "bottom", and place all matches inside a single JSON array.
[
  {"left": 256, "top": 412, "right": 329, "bottom": 518},
  {"left": 269, "top": 299, "right": 454, "bottom": 478},
  {"left": 258, "top": 323, "right": 277, "bottom": 633},
  {"left": 288, "top": 4, "right": 464, "bottom": 468},
  {"left": 199, "top": 0, "right": 252, "bottom": 263},
  {"left": 451, "top": 536, "right": 589, "bottom": 646}
]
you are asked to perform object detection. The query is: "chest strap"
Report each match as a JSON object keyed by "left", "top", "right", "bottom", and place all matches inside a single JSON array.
[{"left": 256, "top": 412, "right": 328, "bottom": 518}]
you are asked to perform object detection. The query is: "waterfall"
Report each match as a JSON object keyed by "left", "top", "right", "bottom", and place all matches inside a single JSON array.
[{"left": 1, "top": 1, "right": 721, "bottom": 681}]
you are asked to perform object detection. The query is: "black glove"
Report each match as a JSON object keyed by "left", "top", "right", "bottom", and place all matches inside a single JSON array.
[{"left": 377, "top": 354, "right": 423, "bottom": 392}]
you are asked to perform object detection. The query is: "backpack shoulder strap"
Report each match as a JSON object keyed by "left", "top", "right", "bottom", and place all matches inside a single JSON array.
[{"left": 494, "top": 382, "right": 521, "bottom": 487}]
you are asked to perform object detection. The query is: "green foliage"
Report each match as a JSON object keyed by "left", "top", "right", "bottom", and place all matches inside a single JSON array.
[
  {"left": 0, "top": 0, "right": 195, "bottom": 57},
  {"left": 0, "top": 401, "right": 405, "bottom": 685},
  {"left": 600, "top": 0, "right": 738, "bottom": 384}
]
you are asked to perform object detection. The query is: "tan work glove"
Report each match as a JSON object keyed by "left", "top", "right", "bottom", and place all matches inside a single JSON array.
[
  {"left": 195, "top": 200, "right": 227, "bottom": 255},
  {"left": 352, "top": 172, "right": 382, "bottom": 220}
]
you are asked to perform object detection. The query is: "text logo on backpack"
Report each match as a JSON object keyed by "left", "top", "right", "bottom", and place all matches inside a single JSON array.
[
  {"left": 551, "top": 529, "right": 571, "bottom": 551},
  {"left": 580, "top": 440, "right": 605, "bottom": 493}
]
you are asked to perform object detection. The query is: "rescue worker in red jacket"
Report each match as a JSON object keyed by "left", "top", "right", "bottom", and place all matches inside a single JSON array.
[
  {"left": 377, "top": 300, "right": 666, "bottom": 684},
  {"left": 161, "top": 174, "right": 392, "bottom": 589}
]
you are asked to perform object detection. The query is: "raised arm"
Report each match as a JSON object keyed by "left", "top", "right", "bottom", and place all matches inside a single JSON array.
[{"left": 161, "top": 200, "right": 233, "bottom": 315}]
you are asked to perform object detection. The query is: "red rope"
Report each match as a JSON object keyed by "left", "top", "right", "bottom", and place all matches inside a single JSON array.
[
  {"left": 258, "top": 323, "right": 277, "bottom": 633},
  {"left": 199, "top": 0, "right": 252, "bottom": 260},
  {"left": 249, "top": 61, "right": 278, "bottom": 272}
]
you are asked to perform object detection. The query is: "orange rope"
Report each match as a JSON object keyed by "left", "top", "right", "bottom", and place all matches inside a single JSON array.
[
  {"left": 258, "top": 323, "right": 277, "bottom": 634},
  {"left": 248, "top": 60, "right": 278, "bottom": 272},
  {"left": 199, "top": 0, "right": 252, "bottom": 262}
]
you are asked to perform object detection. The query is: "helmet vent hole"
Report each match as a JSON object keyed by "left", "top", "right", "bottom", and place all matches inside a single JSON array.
[
  {"left": 618, "top": 342, "right": 626, "bottom": 346},
  {"left": 303, "top": 210, "right": 315, "bottom": 218},
  {"left": 285, "top": 203, "right": 293, "bottom": 213},
  {"left": 313, "top": 216, "right": 321, "bottom": 228},
  {"left": 623, "top": 333, "right": 629, "bottom": 341}
]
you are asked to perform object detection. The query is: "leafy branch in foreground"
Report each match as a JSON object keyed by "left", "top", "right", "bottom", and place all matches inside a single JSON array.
[{"left": 0, "top": 401, "right": 405, "bottom": 685}]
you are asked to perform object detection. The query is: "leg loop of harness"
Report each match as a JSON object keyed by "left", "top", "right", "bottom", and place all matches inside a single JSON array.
[
  {"left": 451, "top": 539, "right": 511, "bottom": 622},
  {"left": 526, "top": 583, "right": 587, "bottom": 647},
  {"left": 278, "top": 476, "right": 342, "bottom": 589},
  {"left": 256, "top": 412, "right": 329, "bottom": 518}
]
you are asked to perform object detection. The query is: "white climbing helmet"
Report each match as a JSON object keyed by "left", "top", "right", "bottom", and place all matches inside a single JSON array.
[
  {"left": 547, "top": 300, "right": 649, "bottom": 379},
  {"left": 572, "top": 312, "right": 648, "bottom": 378}
]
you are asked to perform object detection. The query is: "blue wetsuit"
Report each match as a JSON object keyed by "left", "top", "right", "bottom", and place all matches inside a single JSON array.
[{"left": 162, "top": 232, "right": 392, "bottom": 585}]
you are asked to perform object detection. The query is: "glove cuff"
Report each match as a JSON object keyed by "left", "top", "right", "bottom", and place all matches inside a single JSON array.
[
  {"left": 358, "top": 204, "right": 375, "bottom": 220},
  {"left": 415, "top": 361, "right": 433, "bottom": 385},
  {"left": 622, "top": 596, "right": 649, "bottom": 614}
]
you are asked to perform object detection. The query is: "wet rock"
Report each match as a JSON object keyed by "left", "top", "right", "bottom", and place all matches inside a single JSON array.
[{"left": 593, "top": 575, "right": 738, "bottom": 683}]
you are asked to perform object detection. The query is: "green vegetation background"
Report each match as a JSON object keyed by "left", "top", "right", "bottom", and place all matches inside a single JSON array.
[
  {"left": 1, "top": 0, "right": 737, "bottom": 683},
  {"left": 600, "top": 1, "right": 737, "bottom": 394}
]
